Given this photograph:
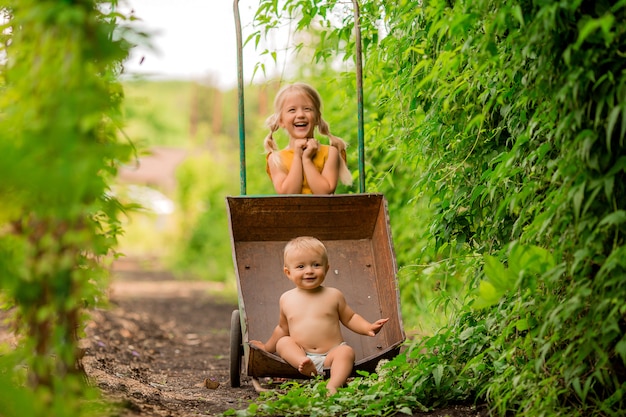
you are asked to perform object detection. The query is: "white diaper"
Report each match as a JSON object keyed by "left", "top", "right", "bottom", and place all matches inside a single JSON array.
[
  {"left": 305, "top": 342, "right": 347, "bottom": 373},
  {"left": 305, "top": 352, "right": 327, "bottom": 373}
]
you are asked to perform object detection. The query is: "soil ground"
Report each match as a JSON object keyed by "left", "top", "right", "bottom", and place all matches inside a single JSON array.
[
  {"left": 4, "top": 257, "right": 489, "bottom": 417},
  {"left": 80, "top": 257, "right": 257, "bottom": 416}
]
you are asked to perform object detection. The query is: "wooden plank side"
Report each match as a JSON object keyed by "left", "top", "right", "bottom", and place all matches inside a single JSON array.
[
  {"left": 226, "top": 194, "right": 384, "bottom": 242},
  {"left": 248, "top": 343, "right": 402, "bottom": 378},
  {"left": 235, "top": 241, "right": 288, "bottom": 344},
  {"left": 371, "top": 196, "right": 405, "bottom": 347},
  {"left": 324, "top": 239, "right": 386, "bottom": 360},
  {"left": 235, "top": 239, "right": 384, "bottom": 361},
  {"left": 226, "top": 193, "right": 405, "bottom": 379},
  {"left": 247, "top": 345, "right": 303, "bottom": 378}
]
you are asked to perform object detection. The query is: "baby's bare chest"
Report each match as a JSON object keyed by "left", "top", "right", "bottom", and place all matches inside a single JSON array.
[{"left": 283, "top": 300, "right": 338, "bottom": 324}]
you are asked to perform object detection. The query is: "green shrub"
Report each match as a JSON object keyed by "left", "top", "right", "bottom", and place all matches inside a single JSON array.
[
  {"left": 226, "top": 0, "right": 626, "bottom": 415},
  {"left": 0, "top": 1, "right": 136, "bottom": 414}
]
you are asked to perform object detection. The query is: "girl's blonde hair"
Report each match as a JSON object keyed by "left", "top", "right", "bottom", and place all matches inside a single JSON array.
[{"left": 264, "top": 82, "right": 352, "bottom": 186}]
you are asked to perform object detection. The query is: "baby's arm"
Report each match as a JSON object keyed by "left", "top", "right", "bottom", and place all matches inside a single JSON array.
[
  {"left": 337, "top": 291, "right": 389, "bottom": 336},
  {"left": 249, "top": 302, "right": 290, "bottom": 353},
  {"left": 250, "top": 323, "right": 288, "bottom": 353},
  {"left": 346, "top": 314, "right": 389, "bottom": 336}
]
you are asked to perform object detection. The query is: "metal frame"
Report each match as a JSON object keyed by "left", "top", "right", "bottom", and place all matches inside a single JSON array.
[
  {"left": 229, "top": 1, "right": 405, "bottom": 390},
  {"left": 233, "top": 0, "right": 366, "bottom": 194}
]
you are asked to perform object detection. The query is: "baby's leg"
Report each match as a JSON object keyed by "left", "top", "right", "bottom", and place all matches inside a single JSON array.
[
  {"left": 324, "top": 344, "right": 355, "bottom": 394},
  {"left": 276, "top": 336, "right": 317, "bottom": 377}
]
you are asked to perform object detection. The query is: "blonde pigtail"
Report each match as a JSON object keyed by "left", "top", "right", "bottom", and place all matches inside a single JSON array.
[
  {"left": 318, "top": 119, "right": 353, "bottom": 186},
  {"left": 264, "top": 114, "right": 286, "bottom": 172}
]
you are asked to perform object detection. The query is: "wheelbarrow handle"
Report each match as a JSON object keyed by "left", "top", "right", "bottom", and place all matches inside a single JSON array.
[
  {"left": 233, "top": 0, "right": 247, "bottom": 195},
  {"left": 351, "top": 0, "right": 365, "bottom": 194},
  {"left": 233, "top": 0, "right": 366, "bottom": 194}
]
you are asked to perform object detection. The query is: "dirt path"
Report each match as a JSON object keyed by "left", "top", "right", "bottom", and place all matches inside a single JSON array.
[
  {"left": 79, "top": 258, "right": 486, "bottom": 417},
  {"left": 81, "top": 258, "right": 258, "bottom": 416}
]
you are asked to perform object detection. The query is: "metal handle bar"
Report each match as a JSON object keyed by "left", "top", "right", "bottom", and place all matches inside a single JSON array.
[{"left": 233, "top": 0, "right": 365, "bottom": 194}]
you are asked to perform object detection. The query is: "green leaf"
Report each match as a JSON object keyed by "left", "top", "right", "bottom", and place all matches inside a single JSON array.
[
  {"left": 473, "top": 280, "right": 503, "bottom": 309},
  {"left": 571, "top": 376, "right": 593, "bottom": 402},
  {"left": 606, "top": 105, "right": 623, "bottom": 151},
  {"left": 483, "top": 255, "right": 514, "bottom": 291},
  {"left": 515, "top": 318, "right": 529, "bottom": 332},
  {"left": 459, "top": 326, "right": 475, "bottom": 341},
  {"left": 432, "top": 364, "right": 444, "bottom": 389},
  {"left": 397, "top": 406, "right": 413, "bottom": 415},
  {"left": 511, "top": 5, "right": 524, "bottom": 26},
  {"left": 574, "top": 14, "right": 615, "bottom": 50},
  {"left": 599, "top": 210, "right": 626, "bottom": 227},
  {"left": 509, "top": 243, "right": 555, "bottom": 277},
  {"left": 571, "top": 182, "right": 586, "bottom": 222},
  {"left": 615, "top": 338, "right": 626, "bottom": 363}
]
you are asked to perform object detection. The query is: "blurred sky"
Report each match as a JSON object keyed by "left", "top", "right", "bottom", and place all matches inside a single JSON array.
[{"left": 120, "top": 0, "right": 260, "bottom": 89}]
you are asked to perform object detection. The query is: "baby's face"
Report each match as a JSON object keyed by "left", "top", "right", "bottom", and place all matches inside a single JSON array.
[{"left": 283, "top": 247, "right": 328, "bottom": 291}]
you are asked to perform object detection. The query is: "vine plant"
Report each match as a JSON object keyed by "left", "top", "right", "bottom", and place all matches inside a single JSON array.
[
  {"left": 0, "top": 1, "right": 138, "bottom": 414},
  {"left": 230, "top": 0, "right": 626, "bottom": 416}
]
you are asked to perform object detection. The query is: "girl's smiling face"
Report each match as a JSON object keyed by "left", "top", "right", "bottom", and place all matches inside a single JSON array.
[{"left": 278, "top": 91, "right": 318, "bottom": 140}]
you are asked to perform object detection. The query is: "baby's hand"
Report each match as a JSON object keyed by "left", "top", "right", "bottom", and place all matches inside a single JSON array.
[
  {"left": 250, "top": 340, "right": 266, "bottom": 351},
  {"left": 368, "top": 318, "right": 389, "bottom": 336}
]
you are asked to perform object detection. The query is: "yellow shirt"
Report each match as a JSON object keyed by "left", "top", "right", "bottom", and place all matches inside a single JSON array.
[{"left": 266, "top": 145, "right": 345, "bottom": 194}]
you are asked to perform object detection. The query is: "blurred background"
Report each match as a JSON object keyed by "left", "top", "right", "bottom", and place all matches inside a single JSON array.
[{"left": 113, "top": 0, "right": 394, "bottom": 317}]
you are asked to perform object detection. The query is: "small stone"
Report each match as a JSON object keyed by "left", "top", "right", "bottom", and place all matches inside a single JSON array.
[{"left": 203, "top": 378, "right": 220, "bottom": 389}]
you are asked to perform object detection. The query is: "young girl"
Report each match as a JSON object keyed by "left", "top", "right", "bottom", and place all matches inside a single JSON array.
[{"left": 264, "top": 83, "right": 353, "bottom": 194}]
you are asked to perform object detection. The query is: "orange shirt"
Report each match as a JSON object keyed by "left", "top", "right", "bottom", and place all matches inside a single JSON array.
[{"left": 266, "top": 145, "right": 346, "bottom": 194}]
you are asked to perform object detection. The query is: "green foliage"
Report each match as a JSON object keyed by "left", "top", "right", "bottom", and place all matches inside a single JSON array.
[
  {"left": 117, "top": 78, "right": 280, "bottom": 278},
  {"left": 0, "top": 0, "right": 136, "bottom": 414},
  {"left": 121, "top": 79, "right": 243, "bottom": 149},
  {"left": 123, "top": 80, "right": 196, "bottom": 147},
  {"left": 474, "top": 243, "right": 555, "bottom": 309},
  {"left": 367, "top": 0, "right": 626, "bottom": 414},
  {"left": 172, "top": 151, "right": 239, "bottom": 281},
  {"left": 0, "top": 352, "right": 109, "bottom": 417},
  {"left": 222, "top": 368, "right": 424, "bottom": 417},
  {"left": 231, "top": 0, "right": 626, "bottom": 415}
]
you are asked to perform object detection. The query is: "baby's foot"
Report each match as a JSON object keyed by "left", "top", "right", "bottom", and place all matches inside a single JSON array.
[{"left": 298, "top": 357, "right": 318, "bottom": 377}]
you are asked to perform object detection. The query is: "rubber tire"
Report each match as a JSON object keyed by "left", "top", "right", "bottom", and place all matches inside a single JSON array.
[{"left": 229, "top": 309, "right": 243, "bottom": 388}]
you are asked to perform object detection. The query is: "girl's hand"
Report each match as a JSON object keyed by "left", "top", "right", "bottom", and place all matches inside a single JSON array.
[
  {"left": 302, "top": 138, "right": 318, "bottom": 159},
  {"left": 293, "top": 139, "right": 308, "bottom": 156}
]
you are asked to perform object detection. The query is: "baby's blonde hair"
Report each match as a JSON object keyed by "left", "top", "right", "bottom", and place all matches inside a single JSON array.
[
  {"left": 283, "top": 236, "right": 328, "bottom": 265},
  {"left": 264, "top": 82, "right": 352, "bottom": 186}
]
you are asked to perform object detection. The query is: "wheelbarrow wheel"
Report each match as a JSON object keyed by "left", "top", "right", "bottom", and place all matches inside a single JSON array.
[{"left": 230, "top": 309, "right": 243, "bottom": 388}]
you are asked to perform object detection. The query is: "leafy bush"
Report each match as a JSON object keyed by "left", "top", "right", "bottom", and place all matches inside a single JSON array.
[
  {"left": 376, "top": 1, "right": 626, "bottom": 415},
  {"left": 226, "top": 0, "right": 626, "bottom": 416},
  {"left": 172, "top": 150, "right": 239, "bottom": 281},
  {"left": 0, "top": 0, "right": 136, "bottom": 414}
]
